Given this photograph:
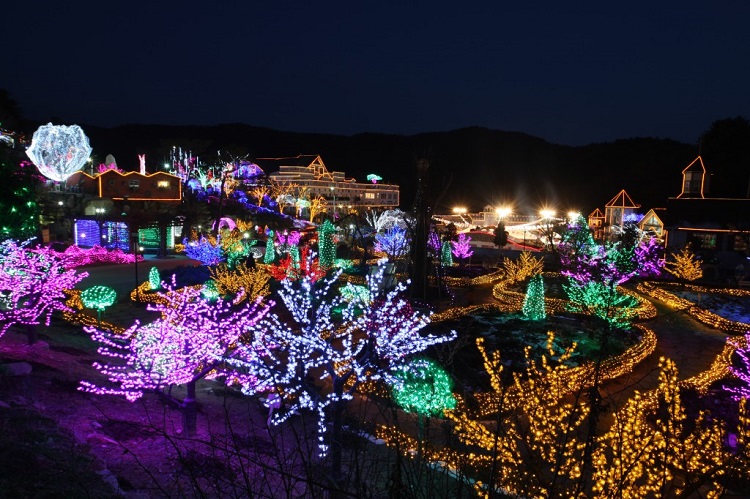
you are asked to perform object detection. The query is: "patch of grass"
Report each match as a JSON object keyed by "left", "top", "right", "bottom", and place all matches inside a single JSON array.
[{"left": 0, "top": 406, "right": 117, "bottom": 497}]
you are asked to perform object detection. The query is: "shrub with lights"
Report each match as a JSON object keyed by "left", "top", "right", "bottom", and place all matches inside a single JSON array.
[
  {"left": 263, "top": 229, "right": 276, "bottom": 264},
  {"left": 391, "top": 357, "right": 456, "bottom": 440},
  {"left": 80, "top": 281, "right": 273, "bottom": 435},
  {"left": 148, "top": 266, "right": 161, "bottom": 290},
  {"left": 0, "top": 240, "right": 87, "bottom": 343},
  {"left": 182, "top": 235, "right": 225, "bottom": 266}
]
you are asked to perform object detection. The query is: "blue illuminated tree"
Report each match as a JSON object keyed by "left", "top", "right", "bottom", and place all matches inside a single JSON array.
[{"left": 182, "top": 236, "right": 224, "bottom": 266}]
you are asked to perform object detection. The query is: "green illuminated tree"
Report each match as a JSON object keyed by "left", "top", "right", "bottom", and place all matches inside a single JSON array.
[
  {"left": 317, "top": 219, "right": 336, "bottom": 269},
  {"left": 522, "top": 273, "right": 546, "bottom": 321},
  {"left": 440, "top": 240, "right": 453, "bottom": 267}
]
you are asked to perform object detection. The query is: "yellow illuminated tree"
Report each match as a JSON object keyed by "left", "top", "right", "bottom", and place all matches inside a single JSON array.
[
  {"left": 208, "top": 262, "right": 270, "bottom": 301},
  {"left": 664, "top": 246, "right": 703, "bottom": 283},
  {"left": 248, "top": 184, "right": 271, "bottom": 207},
  {"left": 502, "top": 250, "right": 544, "bottom": 283},
  {"left": 592, "top": 358, "right": 746, "bottom": 497},
  {"left": 308, "top": 194, "right": 328, "bottom": 222},
  {"left": 378, "top": 341, "right": 750, "bottom": 497}
]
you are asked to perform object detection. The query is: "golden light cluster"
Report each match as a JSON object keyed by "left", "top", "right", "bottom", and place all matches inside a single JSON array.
[{"left": 637, "top": 282, "right": 750, "bottom": 333}]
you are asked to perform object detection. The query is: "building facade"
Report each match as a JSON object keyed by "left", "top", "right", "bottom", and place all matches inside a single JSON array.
[{"left": 256, "top": 154, "right": 399, "bottom": 216}]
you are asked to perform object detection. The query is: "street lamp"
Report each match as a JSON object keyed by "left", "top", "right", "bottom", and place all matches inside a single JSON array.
[
  {"left": 539, "top": 209, "right": 556, "bottom": 251},
  {"left": 330, "top": 186, "right": 336, "bottom": 219},
  {"left": 495, "top": 206, "right": 512, "bottom": 219},
  {"left": 95, "top": 207, "right": 106, "bottom": 244}
]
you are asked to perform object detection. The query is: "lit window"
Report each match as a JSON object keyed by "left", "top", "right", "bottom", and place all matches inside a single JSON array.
[{"left": 157, "top": 180, "right": 170, "bottom": 188}]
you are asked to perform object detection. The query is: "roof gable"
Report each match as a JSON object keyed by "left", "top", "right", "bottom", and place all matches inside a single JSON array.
[{"left": 605, "top": 189, "right": 640, "bottom": 209}]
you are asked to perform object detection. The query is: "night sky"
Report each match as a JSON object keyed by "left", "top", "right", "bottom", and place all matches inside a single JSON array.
[{"left": 3, "top": 2, "right": 749, "bottom": 146}]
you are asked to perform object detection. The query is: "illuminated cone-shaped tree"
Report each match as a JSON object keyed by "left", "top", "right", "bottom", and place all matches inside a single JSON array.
[
  {"left": 148, "top": 266, "right": 161, "bottom": 290},
  {"left": 0, "top": 143, "right": 41, "bottom": 241},
  {"left": 451, "top": 232, "right": 473, "bottom": 265},
  {"left": 80, "top": 282, "right": 272, "bottom": 435},
  {"left": 522, "top": 273, "right": 546, "bottom": 321},
  {"left": 664, "top": 245, "right": 703, "bottom": 284},
  {"left": 263, "top": 230, "right": 276, "bottom": 264},
  {"left": 317, "top": 220, "right": 336, "bottom": 268},
  {"left": 231, "top": 257, "right": 456, "bottom": 482},
  {"left": 0, "top": 240, "right": 88, "bottom": 343},
  {"left": 440, "top": 240, "right": 453, "bottom": 267},
  {"left": 80, "top": 285, "right": 117, "bottom": 327}
]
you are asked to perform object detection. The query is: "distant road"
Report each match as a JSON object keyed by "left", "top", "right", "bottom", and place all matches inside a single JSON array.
[{"left": 74, "top": 255, "right": 201, "bottom": 300}]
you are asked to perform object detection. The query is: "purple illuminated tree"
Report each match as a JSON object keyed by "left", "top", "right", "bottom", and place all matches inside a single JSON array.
[
  {"left": 725, "top": 332, "right": 750, "bottom": 400},
  {"left": 0, "top": 240, "right": 88, "bottom": 343},
  {"left": 451, "top": 233, "right": 473, "bottom": 265},
  {"left": 230, "top": 257, "right": 456, "bottom": 482},
  {"left": 80, "top": 282, "right": 272, "bottom": 435}
]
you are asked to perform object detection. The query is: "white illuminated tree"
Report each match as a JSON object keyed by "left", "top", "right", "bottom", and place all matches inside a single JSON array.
[
  {"left": 25, "top": 123, "right": 92, "bottom": 182},
  {"left": 231, "top": 257, "right": 456, "bottom": 482}
]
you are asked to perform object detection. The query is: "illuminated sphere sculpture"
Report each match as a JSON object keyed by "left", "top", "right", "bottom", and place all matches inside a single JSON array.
[{"left": 25, "top": 123, "right": 93, "bottom": 182}]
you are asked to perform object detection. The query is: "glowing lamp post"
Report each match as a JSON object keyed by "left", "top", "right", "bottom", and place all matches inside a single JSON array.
[
  {"left": 330, "top": 186, "right": 336, "bottom": 219},
  {"left": 496, "top": 206, "right": 512, "bottom": 219},
  {"left": 540, "top": 209, "right": 556, "bottom": 251}
]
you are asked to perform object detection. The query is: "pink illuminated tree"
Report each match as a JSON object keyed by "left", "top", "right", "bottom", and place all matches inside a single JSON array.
[
  {"left": 0, "top": 240, "right": 88, "bottom": 343},
  {"left": 229, "top": 257, "right": 456, "bottom": 481},
  {"left": 80, "top": 282, "right": 272, "bottom": 435},
  {"left": 451, "top": 232, "right": 473, "bottom": 265}
]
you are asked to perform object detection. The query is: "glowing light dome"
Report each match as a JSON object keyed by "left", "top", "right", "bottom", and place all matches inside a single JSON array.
[{"left": 26, "top": 123, "right": 93, "bottom": 182}]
